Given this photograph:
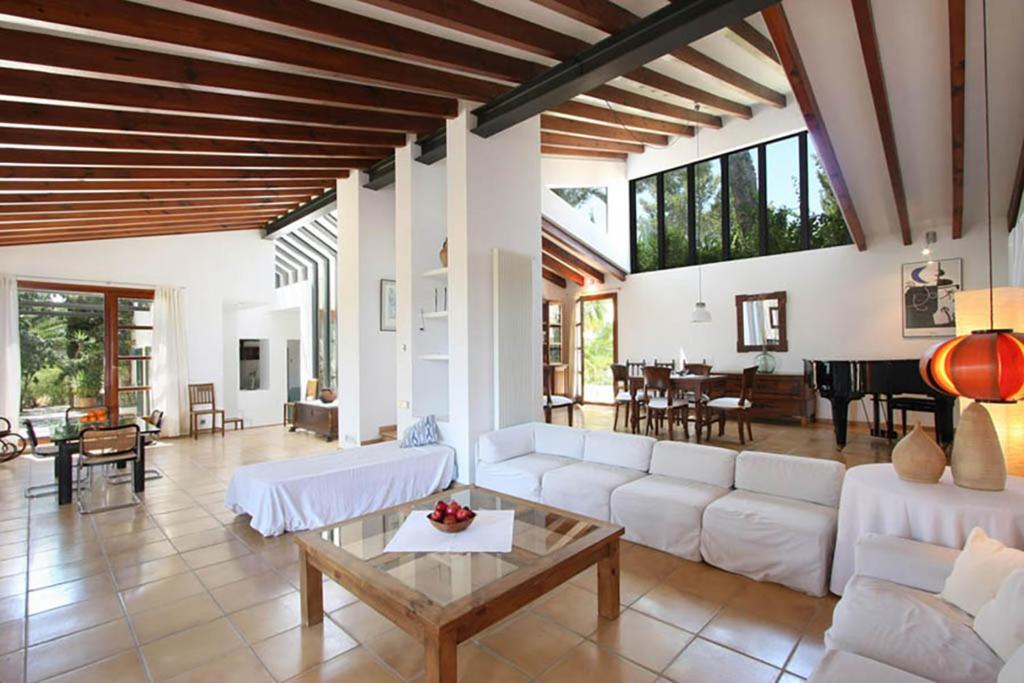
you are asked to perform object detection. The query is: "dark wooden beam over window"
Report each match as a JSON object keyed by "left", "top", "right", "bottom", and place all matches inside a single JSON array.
[{"left": 542, "top": 268, "right": 567, "bottom": 288}]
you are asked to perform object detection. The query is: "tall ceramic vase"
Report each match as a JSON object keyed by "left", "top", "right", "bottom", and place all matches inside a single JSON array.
[
  {"left": 892, "top": 423, "right": 946, "bottom": 483},
  {"left": 951, "top": 402, "right": 1007, "bottom": 491}
]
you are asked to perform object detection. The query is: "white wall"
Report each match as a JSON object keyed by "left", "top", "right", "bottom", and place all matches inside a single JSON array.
[
  {"left": 224, "top": 304, "right": 300, "bottom": 427},
  {"left": 0, "top": 230, "right": 276, "bottom": 426}
]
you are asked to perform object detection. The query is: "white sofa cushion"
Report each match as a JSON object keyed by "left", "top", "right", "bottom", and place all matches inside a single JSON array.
[
  {"left": 853, "top": 534, "right": 960, "bottom": 594},
  {"left": 975, "top": 568, "right": 1024, "bottom": 661},
  {"left": 476, "top": 453, "right": 576, "bottom": 502},
  {"left": 808, "top": 650, "right": 931, "bottom": 683},
  {"left": 826, "top": 575, "right": 1003, "bottom": 683},
  {"left": 701, "top": 490, "right": 838, "bottom": 596},
  {"left": 648, "top": 441, "right": 736, "bottom": 488},
  {"left": 610, "top": 475, "right": 728, "bottom": 561},
  {"left": 478, "top": 423, "right": 534, "bottom": 464},
  {"left": 542, "top": 462, "right": 645, "bottom": 521},
  {"left": 942, "top": 527, "right": 1024, "bottom": 616},
  {"left": 533, "top": 423, "right": 586, "bottom": 460},
  {"left": 735, "top": 450, "right": 845, "bottom": 508},
  {"left": 582, "top": 430, "right": 655, "bottom": 471},
  {"left": 1001, "top": 645, "right": 1024, "bottom": 683}
]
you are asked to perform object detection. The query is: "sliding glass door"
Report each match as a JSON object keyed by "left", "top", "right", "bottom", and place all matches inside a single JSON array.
[{"left": 575, "top": 293, "right": 618, "bottom": 404}]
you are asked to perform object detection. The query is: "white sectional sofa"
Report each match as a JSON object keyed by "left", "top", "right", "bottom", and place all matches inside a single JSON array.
[
  {"left": 476, "top": 423, "right": 844, "bottom": 596},
  {"left": 811, "top": 534, "right": 1010, "bottom": 683}
]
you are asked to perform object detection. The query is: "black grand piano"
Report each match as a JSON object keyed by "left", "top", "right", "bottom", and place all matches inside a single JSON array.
[{"left": 804, "top": 359, "right": 956, "bottom": 449}]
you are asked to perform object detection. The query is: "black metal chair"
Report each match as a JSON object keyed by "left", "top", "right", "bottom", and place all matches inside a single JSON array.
[
  {"left": 77, "top": 424, "right": 142, "bottom": 514},
  {"left": 23, "top": 419, "right": 78, "bottom": 499}
]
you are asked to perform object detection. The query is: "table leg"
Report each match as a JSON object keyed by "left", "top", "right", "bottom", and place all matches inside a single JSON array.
[
  {"left": 694, "top": 400, "right": 704, "bottom": 444},
  {"left": 134, "top": 438, "right": 146, "bottom": 493},
  {"left": 57, "top": 441, "right": 72, "bottom": 505},
  {"left": 299, "top": 549, "right": 323, "bottom": 626},
  {"left": 423, "top": 629, "right": 457, "bottom": 683},
  {"left": 598, "top": 540, "right": 620, "bottom": 620}
]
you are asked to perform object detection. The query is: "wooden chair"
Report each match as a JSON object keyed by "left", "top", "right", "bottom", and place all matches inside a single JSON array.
[
  {"left": 684, "top": 363, "right": 712, "bottom": 376},
  {"left": 188, "top": 383, "right": 225, "bottom": 439},
  {"left": 625, "top": 360, "right": 646, "bottom": 377},
  {"left": 704, "top": 366, "right": 757, "bottom": 445},
  {"left": 611, "top": 363, "right": 645, "bottom": 432},
  {"left": 543, "top": 364, "right": 575, "bottom": 426},
  {"left": 643, "top": 366, "right": 689, "bottom": 440},
  {"left": 653, "top": 358, "right": 676, "bottom": 371},
  {"left": 77, "top": 424, "right": 142, "bottom": 514}
]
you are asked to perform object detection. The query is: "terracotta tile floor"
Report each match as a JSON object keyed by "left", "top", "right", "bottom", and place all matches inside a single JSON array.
[{"left": 0, "top": 410, "right": 883, "bottom": 682}]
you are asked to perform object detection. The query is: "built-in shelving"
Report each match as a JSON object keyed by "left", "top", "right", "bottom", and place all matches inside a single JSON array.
[
  {"left": 422, "top": 267, "right": 448, "bottom": 279},
  {"left": 418, "top": 354, "right": 449, "bottom": 362},
  {"left": 423, "top": 310, "right": 448, "bottom": 320}
]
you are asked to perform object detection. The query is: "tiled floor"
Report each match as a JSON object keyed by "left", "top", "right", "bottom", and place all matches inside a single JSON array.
[{"left": 0, "top": 412, "right": 868, "bottom": 682}]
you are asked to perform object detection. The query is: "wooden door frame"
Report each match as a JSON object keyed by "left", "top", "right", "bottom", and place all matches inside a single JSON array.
[{"left": 576, "top": 292, "right": 618, "bottom": 405}]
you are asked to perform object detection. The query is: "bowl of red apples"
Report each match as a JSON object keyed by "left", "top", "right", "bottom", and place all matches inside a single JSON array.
[{"left": 427, "top": 499, "right": 476, "bottom": 533}]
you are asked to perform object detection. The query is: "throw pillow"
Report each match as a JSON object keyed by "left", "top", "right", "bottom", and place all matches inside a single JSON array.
[
  {"left": 942, "top": 527, "right": 1024, "bottom": 616},
  {"left": 1000, "top": 644, "right": 1024, "bottom": 683},
  {"left": 975, "top": 568, "right": 1024, "bottom": 660},
  {"left": 400, "top": 415, "right": 439, "bottom": 448}
]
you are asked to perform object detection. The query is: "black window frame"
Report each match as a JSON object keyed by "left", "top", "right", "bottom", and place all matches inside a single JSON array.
[{"left": 629, "top": 131, "right": 850, "bottom": 273}]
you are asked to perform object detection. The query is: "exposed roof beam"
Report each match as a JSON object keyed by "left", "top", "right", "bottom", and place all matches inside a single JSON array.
[
  {"left": 727, "top": 20, "right": 781, "bottom": 65},
  {"left": 264, "top": 190, "right": 337, "bottom": 237},
  {"left": 0, "top": 149, "right": 371, "bottom": 169},
  {"left": 541, "top": 146, "right": 626, "bottom": 160},
  {"left": 0, "top": 190, "right": 317, "bottom": 204},
  {"left": 0, "top": 180, "right": 335, "bottom": 192},
  {"left": 541, "top": 115, "right": 668, "bottom": 145},
  {"left": 542, "top": 268, "right": 567, "bottom": 288},
  {"left": 1010, "top": 135, "right": 1024, "bottom": 231},
  {"left": 541, "top": 132, "right": 643, "bottom": 154},
  {"left": 0, "top": 167, "right": 343, "bottom": 180},
  {"left": 851, "top": 0, "right": 911, "bottom": 246},
  {"left": 0, "top": 222, "right": 260, "bottom": 246},
  {"left": 542, "top": 237, "right": 604, "bottom": 283},
  {"left": 542, "top": 254, "right": 585, "bottom": 286},
  {"left": 0, "top": 209, "right": 282, "bottom": 230},
  {"left": 0, "top": 205, "right": 288, "bottom": 221},
  {"left": 762, "top": 4, "right": 867, "bottom": 251},
  {"left": 0, "top": 197, "right": 304, "bottom": 214},
  {"left": 949, "top": 0, "right": 966, "bottom": 239},
  {"left": 587, "top": 85, "right": 722, "bottom": 128},
  {"left": 550, "top": 102, "right": 694, "bottom": 137},
  {"left": 543, "top": 217, "right": 626, "bottom": 281}
]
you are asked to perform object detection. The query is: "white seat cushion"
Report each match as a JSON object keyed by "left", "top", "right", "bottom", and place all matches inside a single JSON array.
[
  {"left": 701, "top": 490, "right": 838, "bottom": 596},
  {"left": 649, "top": 441, "right": 736, "bottom": 488},
  {"left": 615, "top": 390, "right": 646, "bottom": 403},
  {"left": 735, "top": 450, "right": 846, "bottom": 508},
  {"left": 542, "top": 462, "right": 645, "bottom": 521},
  {"left": 826, "top": 576, "right": 1003, "bottom": 683},
  {"left": 33, "top": 445, "right": 59, "bottom": 457},
  {"left": 476, "top": 453, "right": 576, "bottom": 502},
  {"left": 583, "top": 431, "right": 655, "bottom": 472},
  {"left": 705, "top": 396, "right": 750, "bottom": 410},
  {"left": 544, "top": 395, "right": 574, "bottom": 407},
  {"left": 611, "top": 475, "right": 729, "bottom": 560},
  {"left": 808, "top": 650, "right": 931, "bottom": 683},
  {"left": 647, "top": 396, "right": 685, "bottom": 410}
]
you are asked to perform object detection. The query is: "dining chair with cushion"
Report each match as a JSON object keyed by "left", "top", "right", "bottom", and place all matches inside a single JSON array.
[
  {"left": 76, "top": 424, "right": 142, "bottom": 514},
  {"left": 143, "top": 409, "right": 164, "bottom": 445},
  {"left": 626, "top": 360, "right": 646, "bottom": 378},
  {"left": 653, "top": 359, "right": 676, "bottom": 371},
  {"left": 543, "top": 364, "right": 576, "bottom": 426},
  {"left": 644, "top": 365, "right": 689, "bottom": 440},
  {"left": 611, "top": 363, "right": 645, "bottom": 432},
  {"left": 704, "top": 365, "right": 757, "bottom": 445},
  {"left": 684, "top": 363, "right": 712, "bottom": 376},
  {"left": 188, "top": 383, "right": 225, "bottom": 438}
]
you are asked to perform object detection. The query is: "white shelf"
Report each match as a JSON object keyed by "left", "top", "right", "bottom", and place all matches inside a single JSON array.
[
  {"left": 418, "top": 354, "right": 449, "bottom": 361},
  {"left": 423, "top": 310, "right": 448, "bottom": 319},
  {"left": 422, "top": 267, "right": 448, "bottom": 279}
]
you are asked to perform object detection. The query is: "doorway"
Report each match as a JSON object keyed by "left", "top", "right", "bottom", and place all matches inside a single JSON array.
[
  {"left": 286, "top": 339, "right": 300, "bottom": 402},
  {"left": 575, "top": 293, "right": 618, "bottom": 404}
]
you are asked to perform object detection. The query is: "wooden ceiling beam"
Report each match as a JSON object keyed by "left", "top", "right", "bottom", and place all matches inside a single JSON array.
[
  {"left": 0, "top": 68, "right": 440, "bottom": 134},
  {"left": 542, "top": 254, "right": 585, "bottom": 286},
  {"left": 0, "top": 202, "right": 300, "bottom": 219},
  {"left": 0, "top": 223, "right": 261, "bottom": 246},
  {"left": 550, "top": 102, "right": 693, "bottom": 136},
  {"left": 0, "top": 27, "right": 454, "bottom": 118},
  {"left": 0, "top": 192, "right": 315, "bottom": 206},
  {"left": 727, "top": 20, "right": 781, "bottom": 65},
  {"left": 540, "top": 115, "right": 668, "bottom": 145},
  {"left": 0, "top": 150, "right": 370, "bottom": 169},
  {"left": 542, "top": 237, "right": 604, "bottom": 283},
  {"left": 763, "top": 5, "right": 866, "bottom": 251},
  {"left": 0, "top": 128, "right": 393, "bottom": 158},
  {"left": 0, "top": 0, "right": 504, "bottom": 101},
  {"left": 852, "top": 0, "right": 911, "bottom": 246},
  {"left": 541, "top": 132, "right": 643, "bottom": 155},
  {"left": 0, "top": 179, "right": 336, "bottom": 193},
  {"left": 588, "top": 86, "right": 722, "bottom": 127},
  {"left": 0, "top": 210, "right": 283, "bottom": 231},
  {"left": 542, "top": 268, "right": 568, "bottom": 289},
  {"left": 949, "top": 0, "right": 966, "bottom": 239},
  {"left": 0, "top": 168, "right": 342, "bottom": 180},
  {"left": 541, "top": 146, "right": 627, "bottom": 161},
  {"left": 0, "top": 102, "right": 407, "bottom": 147}
]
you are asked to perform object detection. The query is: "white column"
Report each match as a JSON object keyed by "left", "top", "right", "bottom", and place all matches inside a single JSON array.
[
  {"left": 446, "top": 103, "right": 543, "bottom": 482},
  {"left": 337, "top": 174, "right": 396, "bottom": 445}
]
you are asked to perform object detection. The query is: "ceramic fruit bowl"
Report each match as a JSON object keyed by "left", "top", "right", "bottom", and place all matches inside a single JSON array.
[{"left": 427, "top": 499, "right": 476, "bottom": 533}]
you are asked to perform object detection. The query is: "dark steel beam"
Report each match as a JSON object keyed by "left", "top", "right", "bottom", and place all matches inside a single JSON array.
[
  {"left": 415, "top": 129, "right": 448, "bottom": 166},
  {"left": 364, "top": 156, "right": 396, "bottom": 191},
  {"left": 263, "top": 189, "right": 336, "bottom": 236}
]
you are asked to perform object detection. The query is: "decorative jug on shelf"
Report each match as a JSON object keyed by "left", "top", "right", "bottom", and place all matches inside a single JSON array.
[{"left": 439, "top": 238, "right": 448, "bottom": 268}]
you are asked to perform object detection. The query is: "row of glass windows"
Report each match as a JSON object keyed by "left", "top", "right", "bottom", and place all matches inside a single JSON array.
[{"left": 630, "top": 132, "right": 850, "bottom": 273}]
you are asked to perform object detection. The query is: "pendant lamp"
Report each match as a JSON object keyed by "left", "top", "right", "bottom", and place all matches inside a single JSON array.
[
  {"left": 920, "top": 0, "right": 1024, "bottom": 403},
  {"left": 692, "top": 266, "right": 711, "bottom": 323}
]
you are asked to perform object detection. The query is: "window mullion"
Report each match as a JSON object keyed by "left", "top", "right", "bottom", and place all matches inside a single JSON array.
[
  {"left": 656, "top": 173, "right": 666, "bottom": 271},
  {"left": 759, "top": 144, "right": 768, "bottom": 256},
  {"left": 800, "top": 132, "right": 810, "bottom": 250},
  {"left": 721, "top": 157, "right": 731, "bottom": 261},
  {"left": 629, "top": 179, "right": 638, "bottom": 271}
]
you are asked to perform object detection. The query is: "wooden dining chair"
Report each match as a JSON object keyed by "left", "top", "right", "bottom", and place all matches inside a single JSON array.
[
  {"left": 684, "top": 363, "right": 712, "bottom": 376},
  {"left": 542, "top": 364, "right": 575, "bottom": 426},
  {"left": 704, "top": 366, "right": 758, "bottom": 444},
  {"left": 188, "top": 383, "right": 225, "bottom": 439},
  {"left": 611, "top": 363, "right": 645, "bottom": 432},
  {"left": 625, "top": 359, "right": 645, "bottom": 377},
  {"left": 653, "top": 358, "right": 676, "bottom": 371},
  {"left": 644, "top": 366, "right": 688, "bottom": 440}
]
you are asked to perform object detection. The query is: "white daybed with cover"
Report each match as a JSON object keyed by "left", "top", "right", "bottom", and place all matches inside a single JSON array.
[{"left": 225, "top": 441, "right": 456, "bottom": 536}]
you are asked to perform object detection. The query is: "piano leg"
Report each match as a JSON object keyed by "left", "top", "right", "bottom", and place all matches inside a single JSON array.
[
  {"left": 830, "top": 396, "right": 852, "bottom": 449},
  {"left": 934, "top": 396, "right": 956, "bottom": 445}
]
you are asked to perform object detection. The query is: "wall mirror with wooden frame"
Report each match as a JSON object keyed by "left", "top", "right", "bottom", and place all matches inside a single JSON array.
[{"left": 736, "top": 291, "right": 788, "bottom": 352}]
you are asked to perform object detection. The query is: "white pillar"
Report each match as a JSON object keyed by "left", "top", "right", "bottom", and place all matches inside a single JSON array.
[
  {"left": 446, "top": 103, "right": 543, "bottom": 482},
  {"left": 337, "top": 174, "right": 396, "bottom": 445}
]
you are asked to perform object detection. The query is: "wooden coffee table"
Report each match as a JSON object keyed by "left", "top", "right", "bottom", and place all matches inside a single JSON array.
[{"left": 295, "top": 486, "right": 623, "bottom": 683}]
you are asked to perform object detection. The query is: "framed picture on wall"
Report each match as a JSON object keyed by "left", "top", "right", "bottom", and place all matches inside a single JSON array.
[
  {"left": 380, "top": 279, "right": 396, "bottom": 332},
  {"left": 901, "top": 258, "right": 962, "bottom": 337}
]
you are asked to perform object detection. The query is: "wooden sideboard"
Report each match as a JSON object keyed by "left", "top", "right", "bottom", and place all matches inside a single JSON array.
[
  {"left": 290, "top": 401, "right": 338, "bottom": 441},
  {"left": 722, "top": 372, "right": 816, "bottom": 425}
]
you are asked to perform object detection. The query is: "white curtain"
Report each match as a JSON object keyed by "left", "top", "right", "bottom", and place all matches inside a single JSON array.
[
  {"left": 0, "top": 275, "right": 19, "bottom": 425},
  {"left": 152, "top": 287, "right": 190, "bottom": 437},
  {"left": 1011, "top": 224, "right": 1024, "bottom": 287}
]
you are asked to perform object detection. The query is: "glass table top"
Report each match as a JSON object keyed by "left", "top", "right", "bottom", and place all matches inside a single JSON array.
[
  {"left": 309, "top": 488, "right": 610, "bottom": 607},
  {"left": 50, "top": 416, "right": 159, "bottom": 443}
]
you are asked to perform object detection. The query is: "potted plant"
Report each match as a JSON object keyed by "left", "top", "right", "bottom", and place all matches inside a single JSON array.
[{"left": 65, "top": 330, "right": 103, "bottom": 408}]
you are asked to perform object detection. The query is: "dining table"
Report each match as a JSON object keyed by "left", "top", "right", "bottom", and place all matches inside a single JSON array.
[
  {"left": 50, "top": 416, "right": 160, "bottom": 505},
  {"left": 626, "top": 373, "right": 729, "bottom": 443}
]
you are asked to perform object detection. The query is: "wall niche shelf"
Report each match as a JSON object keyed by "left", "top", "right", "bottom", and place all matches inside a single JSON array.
[
  {"left": 422, "top": 267, "right": 448, "bottom": 279},
  {"left": 423, "top": 311, "right": 449, "bottom": 320},
  {"left": 418, "top": 354, "right": 449, "bottom": 362}
]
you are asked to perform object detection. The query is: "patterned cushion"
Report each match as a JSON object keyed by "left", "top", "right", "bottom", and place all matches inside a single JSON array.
[{"left": 400, "top": 415, "right": 439, "bottom": 448}]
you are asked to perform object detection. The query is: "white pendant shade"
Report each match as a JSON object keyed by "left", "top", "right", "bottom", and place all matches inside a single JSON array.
[{"left": 691, "top": 301, "right": 712, "bottom": 323}]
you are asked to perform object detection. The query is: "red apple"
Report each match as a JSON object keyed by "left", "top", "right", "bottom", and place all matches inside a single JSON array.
[
  {"left": 434, "top": 501, "right": 447, "bottom": 513},
  {"left": 455, "top": 509, "right": 470, "bottom": 522},
  {"left": 446, "top": 504, "right": 460, "bottom": 516},
  {"left": 465, "top": 508, "right": 475, "bottom": 518},
  {"left": 429, "top": 511, "right": 442, "bottom": 521},
  {"left": 443, "top": 515, "right": 457, "bottom": 525}
]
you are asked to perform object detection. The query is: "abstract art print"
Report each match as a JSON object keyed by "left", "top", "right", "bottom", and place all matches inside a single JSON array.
[
  {"left": 380, "top": 279, "right": 396, "bottom": 332},
  {"left": 901, "top": 258, "right": 962, "bottom": 337}
]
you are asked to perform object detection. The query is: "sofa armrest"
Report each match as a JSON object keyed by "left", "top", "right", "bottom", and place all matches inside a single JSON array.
[{"left": 853, "top": 534, "right": 960, "bottom": 594}]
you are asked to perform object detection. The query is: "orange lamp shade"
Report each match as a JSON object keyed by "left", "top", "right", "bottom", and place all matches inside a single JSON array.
[{"left": 920, "top": 330, "right": 1024, "bottom": 402}]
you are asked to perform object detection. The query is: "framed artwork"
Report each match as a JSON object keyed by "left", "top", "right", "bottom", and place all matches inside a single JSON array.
[
  {"left": 901, "top": 258, "right": 962, "bottom": 337},
  {"left": 380, "top": 279, "right": 396, "bottom": 332}
]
